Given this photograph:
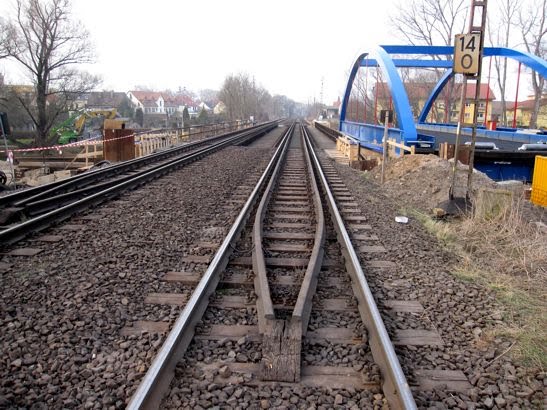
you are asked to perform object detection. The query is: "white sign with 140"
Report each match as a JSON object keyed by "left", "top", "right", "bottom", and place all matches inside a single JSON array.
[{"left": 453, "top": 33, "right": 481, "bottom": 76}]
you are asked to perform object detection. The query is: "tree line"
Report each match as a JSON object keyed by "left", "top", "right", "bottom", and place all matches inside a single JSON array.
[
  {"left": 1, "top": 0, "right": 545, "bottom": 148},
  {"left": 218, "top": 73, "right": 297, "bottom": 122}
]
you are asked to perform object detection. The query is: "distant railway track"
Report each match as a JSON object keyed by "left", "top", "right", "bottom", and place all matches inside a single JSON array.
[
  {"left": 313, "top": 121, "right": 340, "bottom": 142},
  {"left": 127, "top": 122, "right": 415, "bottom": 409},
  {"left": 0, "top": 122, "right": 279, "bottom": 246}
]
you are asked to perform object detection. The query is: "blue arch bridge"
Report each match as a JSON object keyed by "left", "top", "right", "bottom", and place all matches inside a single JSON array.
[{"left": 338, "top": 45, "right": 547, "bottom": 181}]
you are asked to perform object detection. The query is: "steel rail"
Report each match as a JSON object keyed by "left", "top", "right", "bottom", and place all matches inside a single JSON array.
[
  {"left": 16, "top": 123, "right": 277, "bottom": 216},
  {"left": 291, "top": 123, "right": 325, "bottom": 335},
  {"left": 252, "top": 123, "right": 324, "bottom": 383},
  {"left": 0, "top": 122, "right": 277, "bottom": 209},
  {"left": 313, "top": 121, "right": 341, "bottom": 142},
  {"left": 252, "top": 123, "right": 295, "bottom": 331},
  {"left": 0, "top": 123, "right": 278, "bottom": 246},
  {"left": 302, "top": 125, "right": 417, "bottom": 410},
  {"left": 126, "top": 125, "right": 293, "bottom": 410}
]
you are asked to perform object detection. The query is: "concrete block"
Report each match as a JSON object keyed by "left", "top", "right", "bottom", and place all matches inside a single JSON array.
[
  {"left": 475, "top": 188, "right": 513, "bottom": 219},
  {"left": 36, "top": 174, "right": 56, "bottom": 185},
  {"left": 53, "top": 170, "right": 73, "bottom": 181}
]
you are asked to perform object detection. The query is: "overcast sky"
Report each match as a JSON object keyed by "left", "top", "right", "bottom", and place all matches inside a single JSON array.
[
  {"left": 0, "top": 0, "right": 538, "bottom": 103},
  {"left": 1, "top": 0, "right": 403, "bottom": 104}
]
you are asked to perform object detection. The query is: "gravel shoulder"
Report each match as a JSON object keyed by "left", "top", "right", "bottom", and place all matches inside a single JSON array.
[{"left": 308, "top": 125, "right": 545, "bottom": 409}]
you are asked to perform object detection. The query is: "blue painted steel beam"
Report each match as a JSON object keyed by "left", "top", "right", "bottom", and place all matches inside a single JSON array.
[
  {"left": 376, "top": 45, "right": 546, "bottom": 76},
  {"left": 361, "top": 59, "right": 453, "bottom": 68},
  {"left": 483, "top": 47, "right": 547, "bottom": 77},
  {"left": 341, "top": 44, "right": 547, "bottom": 149},
  {"left": 340, "top": 53, "right": 365, "bottom": 128},
  {"left": 340, "top": 46, "right": 418, "bottom": 144},
  {"left": 381, "top": 45, "right": 453, "bottom": 55},
  {"left": 418, "top": 47, "right": 547, "bottom": 123},
  {"left": 374, "top": 46, "right": 417, "bottom": 142}
]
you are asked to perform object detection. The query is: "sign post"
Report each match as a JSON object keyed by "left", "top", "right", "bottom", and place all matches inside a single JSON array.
[
  {"left": 449, "top": 1, "right": 488, "bottom": 202},
  {"left": 0, "top": 112, "right": 14, "bottom": 186},
  {"left": 380, "top": 110, "right": 392, "bottom": 184}
]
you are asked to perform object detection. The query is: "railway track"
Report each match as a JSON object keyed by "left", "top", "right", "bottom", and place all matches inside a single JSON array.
[
  {"left": 2, "top": 121, "right": 542, "bottom": 408},
  {"left": 128, "top": 122, "right": 415, "bottom": 409},
  {"left": 0, "top": 122, "right": 279, "bottom": 246}
]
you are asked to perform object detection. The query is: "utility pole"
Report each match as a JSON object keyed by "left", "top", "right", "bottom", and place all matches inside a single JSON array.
[{"left": 320, "top": 77, "right": 324, "bottom": 106}]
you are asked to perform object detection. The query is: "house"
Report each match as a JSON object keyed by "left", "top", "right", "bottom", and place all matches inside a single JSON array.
[
  {"left": 515, "top": 96, "right": 547, "bottom": 128},
  {"left": 485, "top": 96, "right": 547, "bottom": 129},
  {"left": 164, "top": 94, "right": 196, "bottom": 115},
  {"left": 214, "top": 101, "right": 227, "bottom": 115},
  {"left": 459, "top": 83, "right": 497, "bottom": 125},
  {"left": 0, "top": 84, "right": 39, "bottom": 131},
  {"left": 128, "top": 91, "right": 204, "bottom": 116},
  {"left": 127, "top": 91, "right": 166, "bottom": 114},
  {"left": 324, "top": 97, "right": 341, "bottom": 119},
  {"left": 490, "top": 100, "right": 518, "bottom": 126},
  {"left": 372, "top": 82, "right": 496, "bottom": 125},
  {"left": 127, "top": 90, "right": 208, "bottom": 127},
  {"left": 86, "top": 91, "right": 127, "bottom": 110}
]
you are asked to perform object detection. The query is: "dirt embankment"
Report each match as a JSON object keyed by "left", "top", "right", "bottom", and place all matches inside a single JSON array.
[{"left": 368, "top": 154, "right": 498, "bottom": 212}]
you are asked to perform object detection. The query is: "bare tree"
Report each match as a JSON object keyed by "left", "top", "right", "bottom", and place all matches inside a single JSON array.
[
  {"left": 488, "top": 0, "right": 519, "bottom": 125},
  {"left": 219, "top": 74, "right": 243, "bottom": 120},
  {"left": 389, "top": 0, "right": 468, "bottom": 124},
  {"left": 0, "top": 0, "right": 100, "bottom": 146},
  {"left": 0, "top": 18, "right": 11, "bottom": 60},
  {"left": 199, "top": 89, "right": 219, "bottom": 106},
  {"left": 390, "top": 0, "right": 468, "bottom": 47},
  {"left": 516, "top": 0, "right": 546, "bottom": 128},
  {"left": 351, "top": 69, "right": 374, "bottom": 123},
  {"left": 218, "top": 73, "right": 275, "bottom": 121}
]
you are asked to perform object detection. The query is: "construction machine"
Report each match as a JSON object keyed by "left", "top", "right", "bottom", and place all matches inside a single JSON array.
[{"left": 51, "top": 108, "right": 118, "bottom": 144}]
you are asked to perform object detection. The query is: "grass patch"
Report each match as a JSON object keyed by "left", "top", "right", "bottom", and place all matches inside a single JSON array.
[
  {"left": 452, "top": 266, "right": 479, "bottom": 283},
  {"left": 411, "top": 204, "right": 546, "bottom": 371},
  {"left": 407, "top": 208, "right": 458, "bottom": 247}
]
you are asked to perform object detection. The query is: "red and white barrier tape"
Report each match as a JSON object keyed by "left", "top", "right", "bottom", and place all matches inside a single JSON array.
[{"left": 0, "top": 133, "right": 138, "bottom": 154}]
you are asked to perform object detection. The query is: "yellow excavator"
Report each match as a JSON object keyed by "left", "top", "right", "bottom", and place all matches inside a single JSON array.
[{"left": 52, "top": 108, "right": 118, "bottom": 144}]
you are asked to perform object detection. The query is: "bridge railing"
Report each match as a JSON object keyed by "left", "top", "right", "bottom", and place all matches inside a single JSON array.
[
  {"left": 340, "top": 120, "right": 402, "bottom": 153},
  {"left": 417, "top": 123, "right": 546, "bottom": 144}
]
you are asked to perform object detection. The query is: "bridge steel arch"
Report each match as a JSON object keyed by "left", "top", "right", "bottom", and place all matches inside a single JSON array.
[
  {"left": 340, "top": 46, "right": 420, "bottom": 150},
  {"left": 418, "top": 46, "right": 547, "bottom": 123},
  {"left": 340, "top": 45, "right": 547, "bottom": 150}
]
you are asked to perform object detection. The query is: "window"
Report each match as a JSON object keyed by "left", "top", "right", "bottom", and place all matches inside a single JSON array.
[
  {"left": 465, "top": 103, "right": 471, "bottom": 107},
  {"left": 478, "top": 112, "right": 484, "bottom": 119},
  {"left": 479, "top": 102, "right": 485, "bottom": 108}
]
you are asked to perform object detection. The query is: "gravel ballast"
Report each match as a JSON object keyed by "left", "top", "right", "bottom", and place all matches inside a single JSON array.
[{"left": 0, "top": 127, "right": 285, "bottom": 408}]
